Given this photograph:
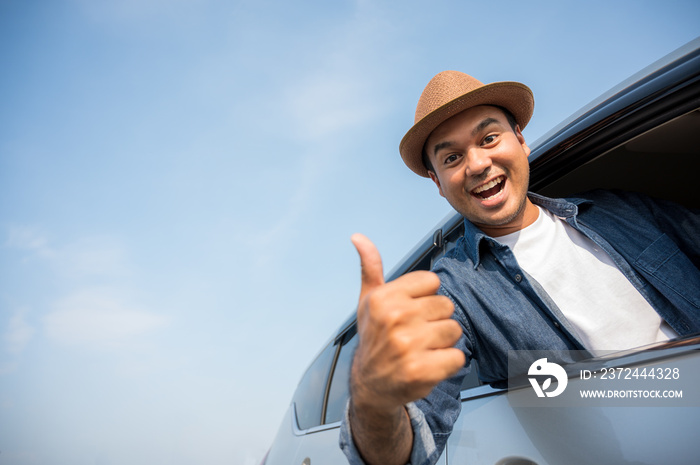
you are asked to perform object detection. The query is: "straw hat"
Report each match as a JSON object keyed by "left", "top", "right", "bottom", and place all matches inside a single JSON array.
[{"left": 399, "top": 71, "right": 534, "bottom": 177}]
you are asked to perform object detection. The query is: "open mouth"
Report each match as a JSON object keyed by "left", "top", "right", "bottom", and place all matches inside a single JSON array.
[{"left": 471, "top": 175, "right": 505, "bottom": 200}]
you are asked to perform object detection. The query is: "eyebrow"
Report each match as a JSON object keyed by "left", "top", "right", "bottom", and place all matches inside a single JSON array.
[
  {"left": 431, "top": 117, "right": 502, "bottom": 157},
  {"left": 432, "top": 140, "right": 454, "bottom": 156},
  {"left": 471, "top": 117, "right": 501, "bottom": 137}
]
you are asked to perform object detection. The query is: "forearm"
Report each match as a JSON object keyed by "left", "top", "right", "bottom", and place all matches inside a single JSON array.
[
  {"left": 348, "top": 398, "right": 413, "bottom": 465},
  {"left": 344, "top": 235, "right": 465, "bottom": 465}
]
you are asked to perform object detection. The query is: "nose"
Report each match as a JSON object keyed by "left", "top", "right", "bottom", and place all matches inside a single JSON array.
[{"left": 465, "top": 148, "right": 492, "bottom": 177}]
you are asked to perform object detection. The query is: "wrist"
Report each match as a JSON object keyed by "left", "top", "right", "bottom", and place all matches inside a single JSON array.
[
  {"left": 348, "top": 397, "right": 413, "bottom": 465},
  {"left": 349, "top": 392, "right": 406, "bottom": 427}
]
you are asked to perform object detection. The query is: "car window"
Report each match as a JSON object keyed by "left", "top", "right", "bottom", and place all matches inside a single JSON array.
[
  {"left": 322, "top": 326, "right": 483, "bottom": 424},
  {"left": 292, "top": 342, "right": 337, "bottom": 430},
  {"left": 324, "top": 329, "right": 358, "bottom": 425}
]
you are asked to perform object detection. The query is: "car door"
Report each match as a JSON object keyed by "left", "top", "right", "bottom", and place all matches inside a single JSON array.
[
  {"left": 288, "top": 332, "right": 354, "bottom": 465},
  {"left": 298, "top": 328, "right": 448, "bottom": 465},
  {"left": 445, "top": 345, "right": 700, "bottom": 465}
]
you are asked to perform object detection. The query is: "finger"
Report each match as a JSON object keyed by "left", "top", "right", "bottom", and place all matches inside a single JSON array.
[
  {"left": 401, "top": 348, "right": 466, "bottom": 399},
  {"left": 419, "top": 319, "right": 463, "bottom": 350},
  {"left": 389, "top": 270, "right": 442, "bottom": 298},
  {"left": 351, "top": 233, "right": 385, "bottom": 302},
  {"left": 408, "top": 294, "right": 454, "bottom": 322},
  {"left": 415, "top": 348, "right": 467, "bottom": 385}
]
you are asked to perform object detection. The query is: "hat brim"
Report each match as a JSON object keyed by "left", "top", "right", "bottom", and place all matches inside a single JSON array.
[{"left": 399, "top": 81, "right": 534, "bottom": 177}]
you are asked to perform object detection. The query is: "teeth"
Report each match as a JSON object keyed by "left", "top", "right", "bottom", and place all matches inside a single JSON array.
[
  {"left": 473, "top": 176, "right": 503, "bottom": 194},
  {"left": 481, "top": 191, "right": 501, "bottom": 201}
]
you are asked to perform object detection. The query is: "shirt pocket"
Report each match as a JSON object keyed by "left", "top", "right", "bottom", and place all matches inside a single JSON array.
[{"left": 634, "top": 233, "right": 700, "bottom": 309}]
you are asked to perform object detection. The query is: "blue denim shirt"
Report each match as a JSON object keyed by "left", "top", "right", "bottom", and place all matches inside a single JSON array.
[{"left": 340, "top": 190, "right": 700, "bottom": 465}]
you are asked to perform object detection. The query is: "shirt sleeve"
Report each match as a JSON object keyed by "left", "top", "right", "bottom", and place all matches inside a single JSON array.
[
  {"left": 586, "top": 189, "right": 700, "bottom": 266},
  {"left": 338, "top": 278, "right": 473, "bottom": 465},
  {"left": 338, "top": 400, "right": 439, "bottom": 465}
]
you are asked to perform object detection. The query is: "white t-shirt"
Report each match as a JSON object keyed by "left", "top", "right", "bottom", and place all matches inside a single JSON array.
[{"left": 496, "top": 206, "right": 677, "bottom": 352}]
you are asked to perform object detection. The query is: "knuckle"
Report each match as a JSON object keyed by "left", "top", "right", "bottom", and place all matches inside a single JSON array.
[
  {"left": 419, "top": 270, "right": 441, "bottom": 289},
  {"left": 391, "top": 331, "right": 413, "bottom": 353},
  {"left": 365, "top": 291, "right": 391, "bottom": 317},
  {"left": 430, "top": 295, "right": 454, "bottom": 318},
  {"left": 376, "top": 307, "right": 402, "bottom": 329},
  {"left": 448, "top": 349, "right": 467, "bottom": 371},
  {"left": 436, "top": 294, "right": 454, "bottom": 310},
  {"left": 365, "top": 288, "right": 384, "bottom": 308},
  {"left": 446, "top": 320, "right": 463, "bottom": 342},
  {"left": 400, "top": 359, "right": 424, "bottom": 386},
  {"left": 447, "top": 318, "right": 461, "bottom": 332},
  {"left": 455, "top": 349, "right": 467, "bottom": 366}
]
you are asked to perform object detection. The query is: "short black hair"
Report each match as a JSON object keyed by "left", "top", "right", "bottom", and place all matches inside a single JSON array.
[{"left": 422, "top": 106, "right": 519, "bottom": 174}]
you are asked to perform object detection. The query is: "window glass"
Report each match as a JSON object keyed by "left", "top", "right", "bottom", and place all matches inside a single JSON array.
[
  {"left": 321, "top": 327, "right": 482, "bottom": 424},
  {"left": 292, "top": 343, "right": 336, "bottom": 430},
  {"left": 324, "top": 330, "right": 358, "bottom": 424}
]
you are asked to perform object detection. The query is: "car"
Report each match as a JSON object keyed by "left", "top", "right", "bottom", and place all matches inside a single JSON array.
[{"left": 261, "top": 37, "right": 700, "bottom": 465}]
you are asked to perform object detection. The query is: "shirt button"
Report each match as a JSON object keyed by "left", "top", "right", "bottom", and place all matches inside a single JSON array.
[
  {"left": 553, "top": 321, "right": 561, "bottom": 329},
  {"left": 514, "top": 274, "right": 522, "bottom": 283}
]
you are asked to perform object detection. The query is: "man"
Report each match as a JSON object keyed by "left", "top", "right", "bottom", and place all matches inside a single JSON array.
[{"left": 339, "top": 71, "right": 700, "bottom": 465}]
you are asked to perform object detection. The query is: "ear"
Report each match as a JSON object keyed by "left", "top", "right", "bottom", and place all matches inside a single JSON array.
[
  {"left": 428, "top": 170, "right": 445, "bottom": 198},
  {"left": 514, "top": 125, "right": 531, "bottom": 157}
]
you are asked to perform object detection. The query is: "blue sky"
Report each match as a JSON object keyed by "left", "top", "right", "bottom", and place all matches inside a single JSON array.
[{"left": 1, "top": 1, "right": 698, "bottom": 464}]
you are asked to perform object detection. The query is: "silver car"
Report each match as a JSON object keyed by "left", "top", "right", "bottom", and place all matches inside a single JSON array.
[{"left": 262, "top": 38, "right": 700, "bottom": 465}]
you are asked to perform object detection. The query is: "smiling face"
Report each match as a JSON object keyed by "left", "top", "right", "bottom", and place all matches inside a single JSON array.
[{"left": 425, "top": 105, "right": 539, "bottom": 237}]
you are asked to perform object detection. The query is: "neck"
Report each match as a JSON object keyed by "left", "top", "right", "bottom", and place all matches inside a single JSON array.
[{"left": 478, "top": 199, "right": 540, "bottom": 237}]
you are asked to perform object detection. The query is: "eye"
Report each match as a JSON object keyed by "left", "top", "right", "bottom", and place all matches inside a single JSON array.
[
  {"left": 482, "top": 134, "right": 498, "bottom": 146},
  {"left": 444, "top": 153, "right": 460, "bottom": 165}
]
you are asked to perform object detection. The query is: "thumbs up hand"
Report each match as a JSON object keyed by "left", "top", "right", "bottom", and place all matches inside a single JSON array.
[{"left": 349, "top": 233, "right": 465, "bottom": 414}]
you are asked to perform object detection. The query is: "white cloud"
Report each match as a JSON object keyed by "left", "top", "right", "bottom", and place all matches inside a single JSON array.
[
  {"left": 5, "top": 225, "right": 130, "bottom": 280},
  {"left": 4, "top": 307, "right": 35, "bottom": 354},
  {"left": 4, "top": 227, "right": 164, "bottom": 350},
  {"left": 0, "top": 360, "right": 19, "bottom": 375},
  {"left": 274, "top": 3, "right": 396, "bottom": 143},
  {"left": 44, "top": 288, "right": 168, "bottom": 349},
  {"left": 286, "top": 73, "right": 384, "bottom": 140},
  {"left": 57, "top": 236, "right": 130, "bottom": 279},
  {"left": 4, "top": 225, "right": 54, "bottom": 259}
]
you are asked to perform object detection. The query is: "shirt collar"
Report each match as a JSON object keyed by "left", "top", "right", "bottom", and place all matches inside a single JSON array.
[{"left": 461, "top": 192, "right": 593, "bottom": 267}]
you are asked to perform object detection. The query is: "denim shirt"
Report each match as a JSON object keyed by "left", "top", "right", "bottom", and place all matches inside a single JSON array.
[{"left": 340, "top": 190, "right": 700, "bottom": 465}]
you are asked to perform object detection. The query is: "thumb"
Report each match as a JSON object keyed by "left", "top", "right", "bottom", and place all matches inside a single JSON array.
[{"left": 351, "top": 233, "right": 385, "bottom": 302}]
